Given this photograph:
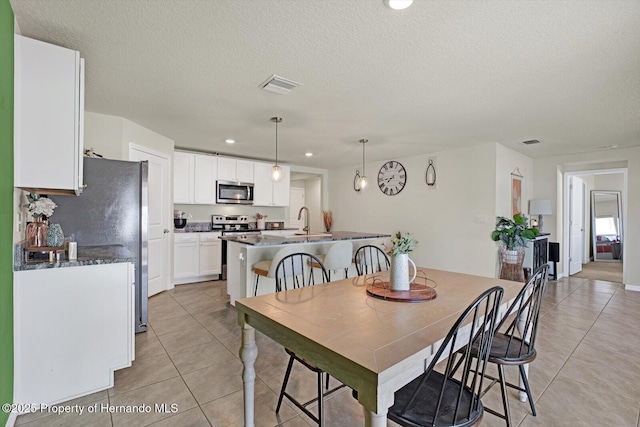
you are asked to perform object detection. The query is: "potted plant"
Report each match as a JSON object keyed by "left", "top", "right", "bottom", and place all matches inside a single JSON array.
[
  {"left": 322, "top": 210, "right": 333, "bottom": 232},
  {"left": 491, "top": 214, "right": 538, "bottom": 281},
  {"left": 386, "top": 232, "right": 418, "bottom": 291},
  {"left": 24, "top": 192, "right": 58, "bottom": 247}
]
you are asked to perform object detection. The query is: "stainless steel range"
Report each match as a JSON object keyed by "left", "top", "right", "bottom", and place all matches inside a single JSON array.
[{"left": 213, "top": 215, "right": 261, "bottom": 279}]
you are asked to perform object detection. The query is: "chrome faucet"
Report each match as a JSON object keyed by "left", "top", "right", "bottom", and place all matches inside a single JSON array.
[{"left": 298, "top": 206, "right": 310, "bottom": 236}]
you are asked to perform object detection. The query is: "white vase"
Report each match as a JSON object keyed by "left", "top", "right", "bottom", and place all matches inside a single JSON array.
[
  {"left": 389, "top": 253, "right": 417, "bottom": 291},
  {"left": 257, "top": 219, "right": 265, "bottom": 229}
]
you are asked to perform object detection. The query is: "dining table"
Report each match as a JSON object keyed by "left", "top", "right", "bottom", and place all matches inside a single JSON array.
[{"left": 236, "top": 267, "right": 525, "bottom": 427}]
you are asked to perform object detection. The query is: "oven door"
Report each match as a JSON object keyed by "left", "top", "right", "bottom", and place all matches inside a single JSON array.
[{"left": 216, "top": 180, "right": 254, "bottom": 205}]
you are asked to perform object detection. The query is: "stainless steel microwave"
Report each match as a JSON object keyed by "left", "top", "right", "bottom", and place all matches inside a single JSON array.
[{"left": 216, "top": 180, "right": 254, "bottom": 205}]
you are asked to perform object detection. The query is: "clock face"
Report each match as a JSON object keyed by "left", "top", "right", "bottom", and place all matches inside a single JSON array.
[{"left": 377, "top": 161, "right": 406, "bottom": 196}]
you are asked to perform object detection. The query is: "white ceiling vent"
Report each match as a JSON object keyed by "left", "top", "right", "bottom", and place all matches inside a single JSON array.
[{"left": 259, "top": 75, "right": 302, "bottom": 95}]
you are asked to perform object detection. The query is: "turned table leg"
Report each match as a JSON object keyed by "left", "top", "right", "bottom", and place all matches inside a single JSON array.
[{"left": 240, "top": 323, "right": 258, "bottom": 427}]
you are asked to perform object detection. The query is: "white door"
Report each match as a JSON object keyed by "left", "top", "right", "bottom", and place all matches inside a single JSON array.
[
  {"left": 569, "top": 176, "right": 584, "bottom": 275},
  {"left": 289, "top": 187, "right": 305, "bottom": 231},
  {"left": 130, "top": 144, "right": 171, "bottom": 296}
]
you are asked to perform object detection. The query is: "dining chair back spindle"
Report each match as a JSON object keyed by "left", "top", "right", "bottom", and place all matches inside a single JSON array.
[{"left": 354, "top": 244, "right": 390, "bottom": 275}]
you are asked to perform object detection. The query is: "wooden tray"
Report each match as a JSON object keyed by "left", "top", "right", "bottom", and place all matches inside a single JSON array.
[
  {"left": 24, "top": 246, "right": 64, "bottom": 252},
  {"left": 366, "top": 281, "right": 437, "bottom": 302}
]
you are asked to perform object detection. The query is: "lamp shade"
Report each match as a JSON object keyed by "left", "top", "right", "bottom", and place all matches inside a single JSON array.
[{"left": 529, "top": 199, "right": 552, "bottom": 216}]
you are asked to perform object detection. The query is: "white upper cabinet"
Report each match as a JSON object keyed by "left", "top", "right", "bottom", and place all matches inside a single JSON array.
[
  {"left": 253, "top": 162, "right": 290, "bottom": 207},
  {"left": 14, "top": 35, "right": 85, "bottom": 194},
  {"left": 174, "top": 152, "right": 217, "bottom": 205},
  {"left": 217, "top": 157, "right": 254, "bottom": 183},
  {"left": 253, "top": 163, "right": 272, "bottom": 206},
  {"left": 173, "top": 152, "right": 194, "bottom": 204},
  {"left": 272, "top": 166, "right": 290, "bottom": 206},
  {"left": 194, "top": 155, "right": 217, "bottom": 204}
]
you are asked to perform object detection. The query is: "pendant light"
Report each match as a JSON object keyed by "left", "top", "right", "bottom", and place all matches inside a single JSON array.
[
  {"left": 270, "top": 117, "right": 283, "bottom": 182},
  {"left": 359, "top": 139, "right": 368, "bottom": 190}
]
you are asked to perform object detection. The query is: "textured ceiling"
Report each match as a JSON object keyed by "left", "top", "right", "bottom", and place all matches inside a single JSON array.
[{"left": 10, "top": 0, "right": 640, "bottom": 169}]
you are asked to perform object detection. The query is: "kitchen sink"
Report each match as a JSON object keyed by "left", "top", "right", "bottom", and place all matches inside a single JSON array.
[{"left": 285, "top": 232, "right": 332, "bottom": 238}]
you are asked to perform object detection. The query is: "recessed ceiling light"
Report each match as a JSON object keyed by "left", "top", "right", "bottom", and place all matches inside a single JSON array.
[
  {"left": 384, "top": 0, "right": 413, "bottom": 10},
  {"left": 305, "top": 152, "right": 313, "bottom": 157},
  {"left": 225, "top": 139, "right": 235, "bottom": 144},
  {"left": 522, "top": 139, "right": 541, "bottom": 145}
]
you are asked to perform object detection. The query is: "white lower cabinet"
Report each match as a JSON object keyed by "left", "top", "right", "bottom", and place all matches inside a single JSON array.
[
  {"left": 174, "top": 232, "right": 222, "bottom": 284},
  {"left": 14, "top": 263, "right": 134, "bottom": 409}
]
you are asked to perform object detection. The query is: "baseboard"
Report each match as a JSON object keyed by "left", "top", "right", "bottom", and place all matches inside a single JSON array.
[
  {"left": 625, "top": 284, "right": 640, "bottom": 292},
  {"left": 5, "top": 410, "right": 18, "bottom": 427}
]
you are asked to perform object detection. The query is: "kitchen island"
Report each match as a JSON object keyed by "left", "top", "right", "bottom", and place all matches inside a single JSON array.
[{"left": 221, "top": 231, "right": 390, "bottom": 304}]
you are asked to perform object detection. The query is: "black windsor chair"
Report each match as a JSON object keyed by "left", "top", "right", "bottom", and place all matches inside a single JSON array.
[
  {"left": 452, "top": 264, "right": 550, "bottom": 427},
  {"left": 274, "top": 253, "right": 346, "bottom": 426},
  {"left": 387, "top": 286, "right": 505, "bottom": 427},
  {"left": 354, "top": 244, "right": 390, "bottom": 275}
]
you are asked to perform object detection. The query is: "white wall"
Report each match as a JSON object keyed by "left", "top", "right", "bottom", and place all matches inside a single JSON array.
[
  {"left": 84, "top": 111, "right": 174, "bottom": 160},
  {"left": 594, "top": 173, "right": 624, "bottom": 192},
  {"left": 329, "top": 142, "right": 503, "bottom": 278},
  {"left": 122, "top": 118, "right": 174, "bottom": 158},
  {"left": 533, "top": 147, "right": 639, "bottom": 287},
  {"left": 495, "top": 144, "right": 534, "bottom": 219},
  {"left": 84, "top": 112, "right": 124, "bottom": 160}
]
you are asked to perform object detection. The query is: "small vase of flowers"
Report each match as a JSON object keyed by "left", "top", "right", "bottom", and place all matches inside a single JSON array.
[
  {"left": 254, "top": 213, "right": 267, "bottom": 230},
  {"left": 386, "top": 232, "right": 418, "bottom": 291},
  {"left": 25, "top": 192, "right": 57, "bottom": 247}
]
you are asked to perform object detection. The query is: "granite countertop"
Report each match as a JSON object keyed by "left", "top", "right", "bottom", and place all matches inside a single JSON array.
[
  {"left": 14, "top": 244, "right": 136, "bottom": 271},
  {"left": 220, "top": 231, "right": 391, "bottom": 246}
]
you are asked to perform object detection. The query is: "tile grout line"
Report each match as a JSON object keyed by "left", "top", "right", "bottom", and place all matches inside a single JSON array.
[
  {"left": 523, "top": 279, "right": 619, "bottom": 415},
  {"left": 153, "top": 289, "right": 215, "bottom": 427}
]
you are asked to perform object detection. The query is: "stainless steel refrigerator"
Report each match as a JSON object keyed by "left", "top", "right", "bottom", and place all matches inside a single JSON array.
[{"left": 52, "top": 157, "right": 148, "bottom": 333}]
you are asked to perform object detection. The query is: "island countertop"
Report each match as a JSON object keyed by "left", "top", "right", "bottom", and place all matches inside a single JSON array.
[{"left": 220, "top": 231, "right": 391, "bottom": 246}]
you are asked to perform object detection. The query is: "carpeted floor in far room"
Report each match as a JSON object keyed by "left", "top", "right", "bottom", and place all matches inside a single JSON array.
[{"left": 572, "top": 261, "right": 623, "bottom": 283}]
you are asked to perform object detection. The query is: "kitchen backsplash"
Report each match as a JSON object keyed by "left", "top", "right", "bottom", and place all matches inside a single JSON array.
[{"left": 173, "top": 204, "right": 289, "bottom": 224}]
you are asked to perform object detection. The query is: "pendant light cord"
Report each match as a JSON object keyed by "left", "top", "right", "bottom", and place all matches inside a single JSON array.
[
  {"left": 362, "top": 141, "right": 365, "bottom": 176},
  {"left": 275, "top": 120, "right": 279, "bottom": 166}
]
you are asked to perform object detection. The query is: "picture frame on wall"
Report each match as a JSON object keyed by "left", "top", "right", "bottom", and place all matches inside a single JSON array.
[{"left": 511, "top": 169, "right": 523, "bottom": 216}]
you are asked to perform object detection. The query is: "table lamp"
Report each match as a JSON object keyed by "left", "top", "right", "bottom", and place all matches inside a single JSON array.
[{"left": 529, "top": 199, "right": 552, "bottom": 232}]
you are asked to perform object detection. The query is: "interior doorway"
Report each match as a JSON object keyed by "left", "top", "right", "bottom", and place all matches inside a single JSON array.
[
  {"left": 290, "top": 173, "right": 323, "bottom": 232},
  {"left": 289, "top": 187, "right": 305, "bottom": 231},
  {"left": 563, "top": 168, "right": 627, "bottom": 284}
]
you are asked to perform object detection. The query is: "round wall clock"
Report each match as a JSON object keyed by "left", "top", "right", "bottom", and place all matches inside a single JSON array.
[{"left": 377, "top": 161, "right": 406, "bottom": 195}]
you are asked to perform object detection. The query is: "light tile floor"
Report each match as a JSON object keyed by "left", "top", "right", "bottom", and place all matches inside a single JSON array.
[{"left": 15, "top": 276, "right": 640, "bottom": 426}]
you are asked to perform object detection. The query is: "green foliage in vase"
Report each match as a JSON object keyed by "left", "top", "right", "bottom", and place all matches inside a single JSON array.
[
  {"left": 387, "top": 232, "right": 418, "bottom": 256},
  {"left": 491, "top": 214, "right": 538, "bottom": 250}
]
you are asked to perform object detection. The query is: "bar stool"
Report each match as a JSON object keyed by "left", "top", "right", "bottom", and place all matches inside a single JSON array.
[
  {"left": 252, "top": 245, "right": 299, "bottom": 296},
  {"left": 310, "top": 241, "right": 353, "bottom": 281}
]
